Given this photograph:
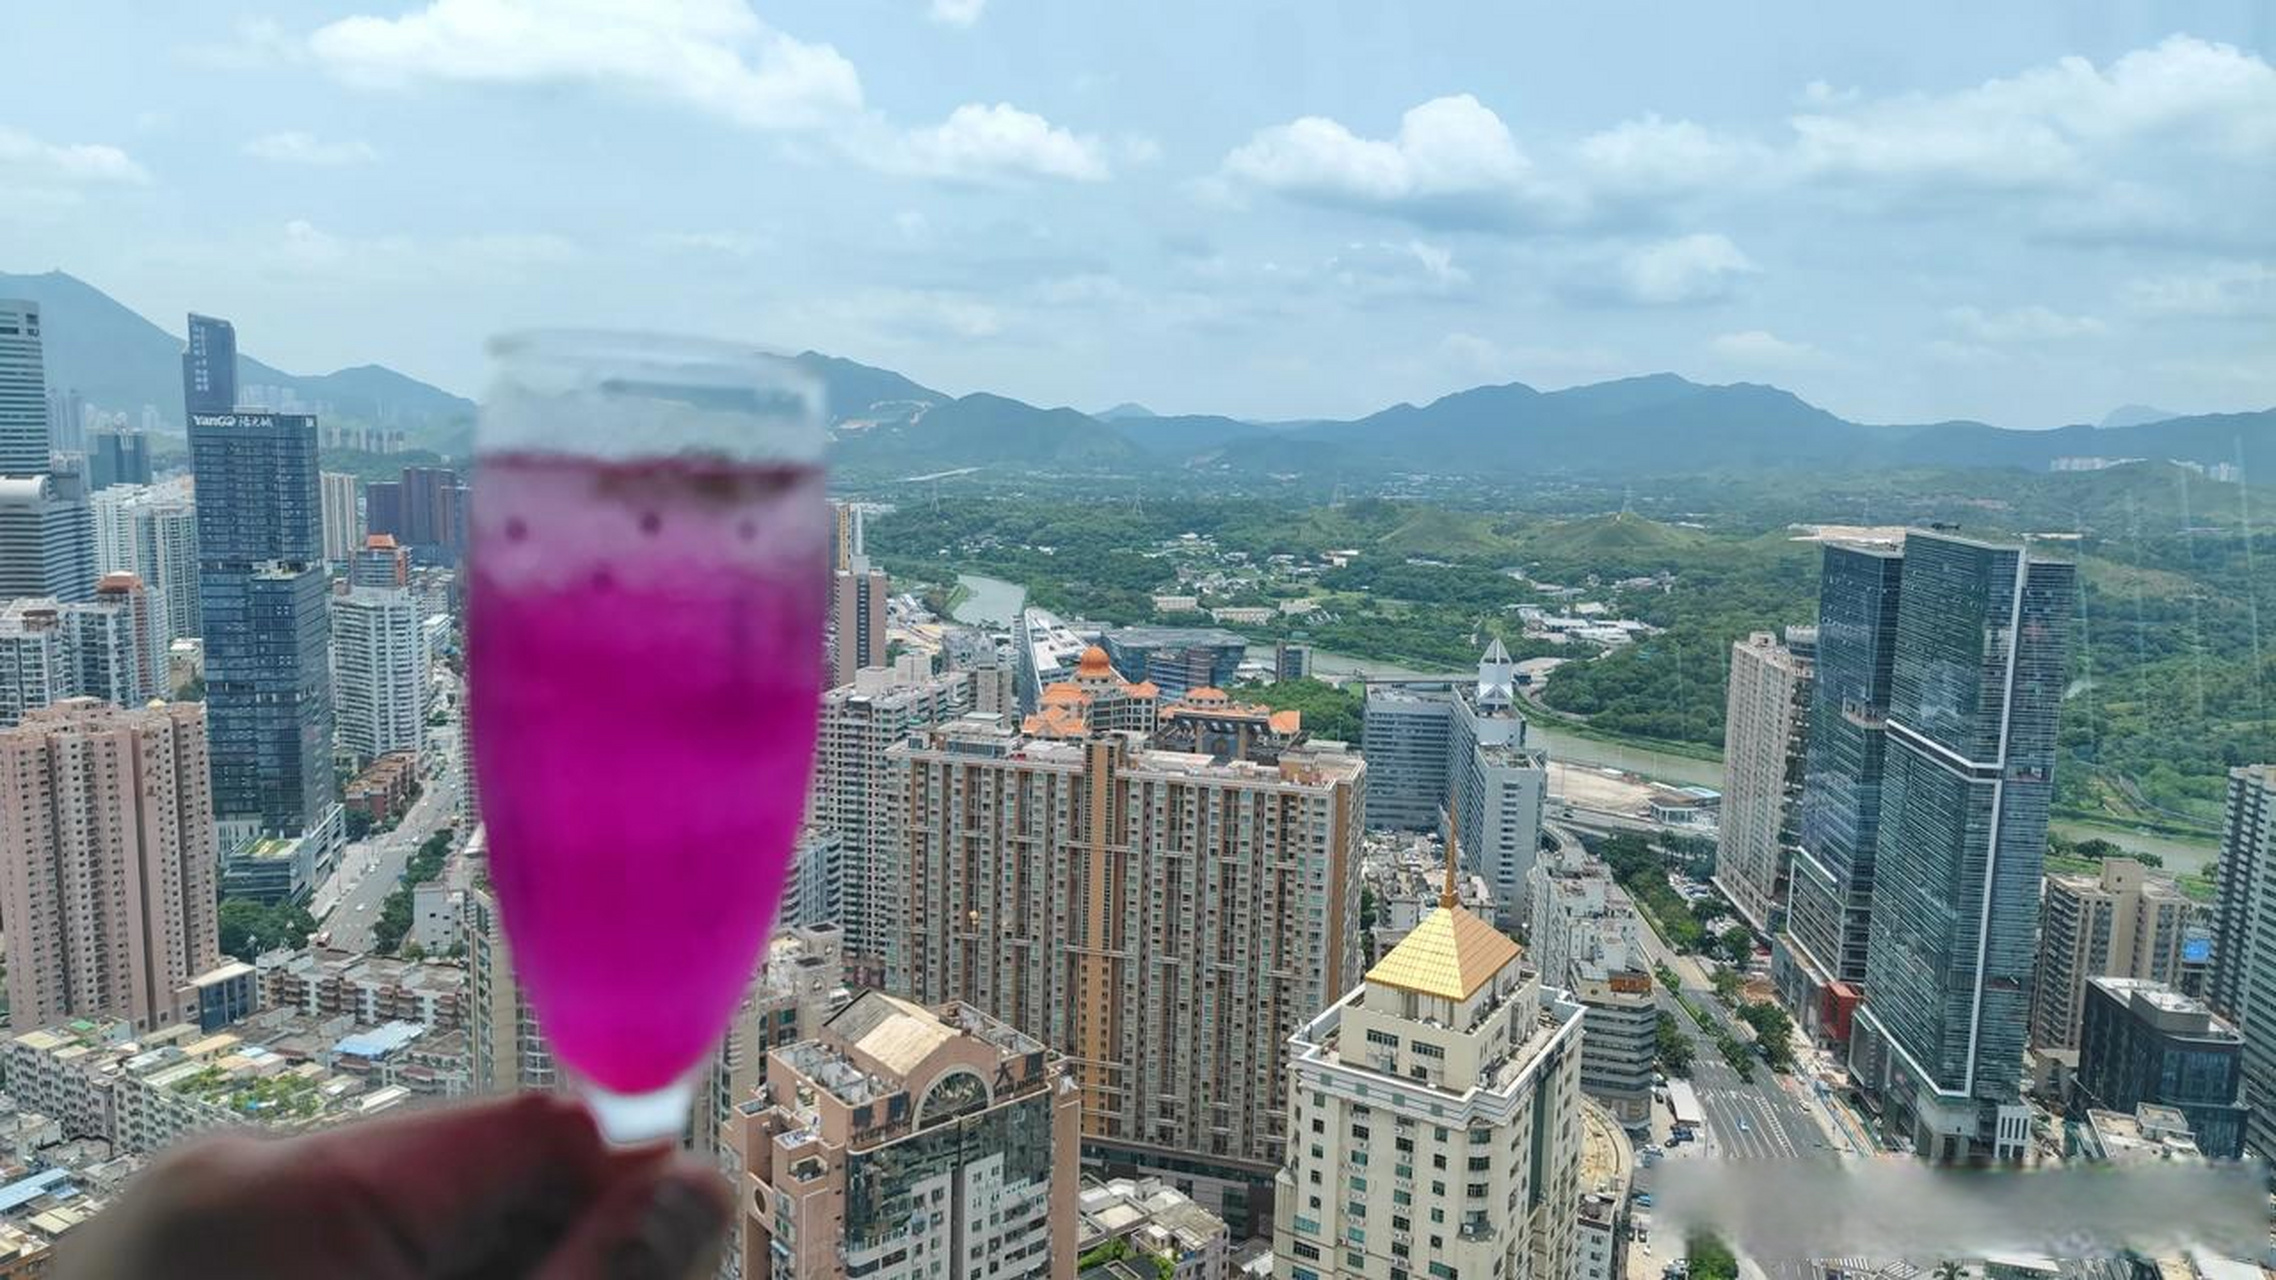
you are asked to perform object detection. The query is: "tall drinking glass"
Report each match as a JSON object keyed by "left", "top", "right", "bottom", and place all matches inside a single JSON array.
[{"left": 467, "top": 332, "right": 828, "bottom": 1143}]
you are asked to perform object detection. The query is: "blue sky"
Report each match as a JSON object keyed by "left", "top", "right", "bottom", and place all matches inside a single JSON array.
[{"left": 3, "top": 1, "right": 2272, "bottom": 427}]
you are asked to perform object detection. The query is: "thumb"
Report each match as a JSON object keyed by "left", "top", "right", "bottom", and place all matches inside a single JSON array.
[{"left": 534, "top": 1157, "right": 732, "bottom": 1280}]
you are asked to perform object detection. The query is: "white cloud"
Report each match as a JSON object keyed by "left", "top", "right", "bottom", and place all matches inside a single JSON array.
[
  {"left": 1708, "top": 329, "right": 1824, "bottom": 368},
  {"left": 1220, "top": 94, "right": 1533, "bottom": 216},
  {"left": 2122, "top": 262, "right": 2276, "bottom": 317},
  {"left": 1614, "top": 234, "right": 1756, "bottom": 305},
  {"left": 889, "top": 102, "right": 1110, "bottom": 182},
  {"left": 1946, "top": 304, "right": 2106, "bottom": 342},
  {"left": 244, "top": 131, "right": 380, "bottom": 166},
  {"left": 1786, "top": 35, "right": 2276, "bottom": 190},
  {"left": 928, "top": 0, "right": 985, "bottom": 27},
  {"left": 1575, "top": 114, "right": 1767, "bottom": 197},
  {"left": 0, "top": 126, "right": 151, "bottom": 185},
  {"left": 309, "top": 0, "right": 863, "bottom": 132}
]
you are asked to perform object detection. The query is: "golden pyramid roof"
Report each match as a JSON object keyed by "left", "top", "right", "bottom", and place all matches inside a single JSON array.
[{"left": 1364, "top": 905, "right": 1521, "bottom": 1001}]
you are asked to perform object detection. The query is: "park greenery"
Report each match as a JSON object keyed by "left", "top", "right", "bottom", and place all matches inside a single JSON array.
[
  {"left": 1230, "top": 677, "right": 1364, "bottom": 742},
  {"left": 372, "top": 829, "right": 456, "bottom": 955},
  {"left": 219, "top": 899, "right": 318, "bottom": 962},
  {"left": 866, "top": 478, "right": 2273, "bottom": 841}
]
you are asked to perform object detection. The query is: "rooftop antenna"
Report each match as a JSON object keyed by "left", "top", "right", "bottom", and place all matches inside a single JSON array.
[{"left": 1442, "top": 789, "right": 1460, "bottom": 909}]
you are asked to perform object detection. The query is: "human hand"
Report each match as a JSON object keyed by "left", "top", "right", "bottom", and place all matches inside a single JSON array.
[{"left": 60, "top": 1093, "right": 731, "bottom": 1279}]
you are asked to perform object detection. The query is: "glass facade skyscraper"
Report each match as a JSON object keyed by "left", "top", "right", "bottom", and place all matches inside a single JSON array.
[
  {"left": 1, "top": 301, "right": 52, "bottom": 476},
  {"left": 188, "top": 400, "right": 334, "bottom": 833},
  {"left": 181, "top": 313, "right": 237, "bottom": 417},
  {"left": 0, "top": 301, "right": 95, "bottom": 603},
  {"left": 1775, "top": 542, "right": 1902, "bottom": 1032},
  {"left": 1851, "top": 531, "right": 2073, "bottom": 1161}
]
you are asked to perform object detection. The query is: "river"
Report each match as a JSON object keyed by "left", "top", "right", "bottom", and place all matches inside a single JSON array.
[{"left": 949, "top": 573, "right": 1027, "bottom": 627}]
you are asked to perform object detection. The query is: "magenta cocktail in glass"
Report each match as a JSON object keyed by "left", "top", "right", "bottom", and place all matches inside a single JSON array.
[{"left": 467, "top": 333, "right": 827, "bottom": 1141}]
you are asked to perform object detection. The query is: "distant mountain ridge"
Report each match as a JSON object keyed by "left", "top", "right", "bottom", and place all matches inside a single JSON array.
[{"left": 10, "top": 270, "right": 2270, "bottom": 481}]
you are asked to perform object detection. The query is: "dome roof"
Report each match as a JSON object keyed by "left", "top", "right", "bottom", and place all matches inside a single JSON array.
[{"left": 1077, "top": 645, "right": 1114, "bottom": 677}]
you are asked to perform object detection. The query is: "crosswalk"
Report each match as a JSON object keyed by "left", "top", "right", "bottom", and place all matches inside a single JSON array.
[{"left": 1817, "top": 1260, "right": 1921, "bottom": 1280}]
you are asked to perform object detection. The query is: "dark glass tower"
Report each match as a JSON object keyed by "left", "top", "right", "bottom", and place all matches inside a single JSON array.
[
  {"left": 182, "top": 313, "right": 238, "bottom": 417},
  {"left": 1777, "top": 542, "right": 1902, "bottom": 1020},
  {"left": 1852, "top": 531, "right": 2073, "bottom": 1161},
  {"left": 188, "top": 399, "right": 333, "bottom": 833},
  {"left": 87, "top": 427, "right": 153, "bottom": 491}
]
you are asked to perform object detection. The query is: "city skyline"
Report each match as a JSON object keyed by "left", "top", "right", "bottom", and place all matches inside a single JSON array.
[{"left": 1, "top": 5, "right": 2270, "bottom": 428}]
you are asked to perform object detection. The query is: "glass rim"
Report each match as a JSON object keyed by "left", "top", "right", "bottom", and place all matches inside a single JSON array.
[
  {"left": 487, "top": 328, "right": 805, "bottom": 378},
  {"left": 479, "top": 327, "right": 827, "bottom": 460}
]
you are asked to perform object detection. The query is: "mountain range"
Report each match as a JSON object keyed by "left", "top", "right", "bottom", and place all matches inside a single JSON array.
[
  {"left": 0, "top": 270, "right": 474, "bottom": 446},
  {"left": 8, "top": 270, "right": 2270, "bottom": 483}
]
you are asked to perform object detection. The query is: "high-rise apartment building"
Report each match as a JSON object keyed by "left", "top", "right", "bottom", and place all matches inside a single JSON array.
[
  {"left": 88, "top": 572, "right": 162, "bottom": 702},
  {"left": 1714, "top": 627, "right": 1815, "bottom": 935},
  {"left": 2207, "top": 764, "right": 2275, "bottom": 1161},
  {"left": 1272, "top": 858, "right": 1586, "bottom": 1280},
  {"left": 188, "top": 393, "right": 333, "bottom": 833},
  {"left": 1850, "top": 532, "right": 2073, "bottom": 1162},
  {"left": 330, "top": 586, "right": 428, "bottom": 765},
  {"left": 363, "top": 466, "right": 467, "bottom": 564},
  {"left": 2028, "top": 858, "right": 2189, "bottom": 1054},
  {"left": 941, "top": 626, "right": 1017, "bottom": 717},
  {"left": 86, "top": 427, "right": 152, "bottom": 491},
  {"left": 465, "top": 881, "right": 555, "bottom": 1095},
  {"left": 1524, "top": 841, "right": 1655, "bottom": 1130},
  {"left": 319, "top": 471, "right": 361, "bottom": 563},
  {"left": 1775, "top": 541, "right": 1904, "bottom": 1041},
  {"left": 728, "top": 994, "right": 1081, "bottom": 1280},
  {"left": 895, "top": 714, "right": 1364, "bottom": 1234},
  {"left": 2075, "top": 977, "right": 2250, "bottom": 1161},
  {"left": 1361, "top": 685, "right": 1454, "bottom": 831},
  {"left": 830, "top": 499, "right": 863, "bottom": 573},
  {"left": 0, "top": 601, "right": 65, "bottom": 726},
  {"left": 90, "top": 483, "right": 200, "bottom": 650},
  {"left": 181, "top": 313, "right": 238, "bottom": 416},
  {"left": 810, "top": 659, "right": 973, "bottom": 973},
  {"left": 0, "top": 699, "right": 220, "bottom": 1033},
  {"left": 831, "top": 565, "right": 890, "bottom": 686},
  {"left": 0, "top": 593, "right": 153, "bottom": 720},
  {"left": 690, "top": 922, "right": 851, "bottom": 1166}
]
